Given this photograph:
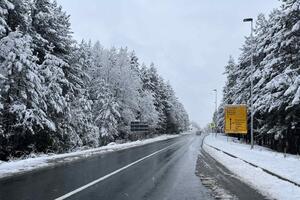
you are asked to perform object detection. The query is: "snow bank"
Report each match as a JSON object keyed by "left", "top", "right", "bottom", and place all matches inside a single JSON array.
[
  {"left": 0, "top": 134, "right": 182, "bottom": 179},
  {"left": 203, "top": 134, "right": 300, "bottom": 200}
]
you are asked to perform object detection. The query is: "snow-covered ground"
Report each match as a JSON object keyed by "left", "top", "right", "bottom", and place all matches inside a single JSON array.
[
  {"left": 203, "top": 134, "right": 300, "bottom": 200},
  {"left": 0, "top": 134, "right": 184, "bottom": 179}
]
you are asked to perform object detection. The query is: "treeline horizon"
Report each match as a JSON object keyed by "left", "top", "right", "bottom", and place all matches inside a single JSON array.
[
  {"left": 216, "top": 0, "right": 300, "bottom": 154},
  {"left": 0, "top": 0, "right": 189, "bottom": 160}
]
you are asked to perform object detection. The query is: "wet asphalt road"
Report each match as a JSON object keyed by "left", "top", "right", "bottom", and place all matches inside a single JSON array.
[
  {"left": 196, "top": 136, "right": 268, "bottom": 200},
  {"left": 0, "top": 134, "right": 213, "bottom": 200}
]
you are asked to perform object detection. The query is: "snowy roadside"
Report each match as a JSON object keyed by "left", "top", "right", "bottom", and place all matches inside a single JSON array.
[
  {"left": 0, "top": 133, "right": 186, "bottom": 179},
  {"left": 203, "top": 134, "right": 300, "bottom": 200}
]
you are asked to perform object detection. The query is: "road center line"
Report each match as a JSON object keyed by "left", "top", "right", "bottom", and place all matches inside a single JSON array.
[{"left": 54, "top": 140, "right": 182, "bottom": 200}]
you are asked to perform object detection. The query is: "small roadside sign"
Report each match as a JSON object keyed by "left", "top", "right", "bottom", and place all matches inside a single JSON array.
[
  {"left": 130, "top": 121, "right": 149, "bottom": 133},
  {"left": 225, "top": 105, "right": 247, "bottom": 134}
]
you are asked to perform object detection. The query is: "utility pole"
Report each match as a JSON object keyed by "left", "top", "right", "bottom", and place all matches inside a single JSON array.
[
  {"left": 213, "top": 89, "right": 217, "bottom": 135},
  {"left": 243, "top": 18, "right": 254, "bottom": 149}
]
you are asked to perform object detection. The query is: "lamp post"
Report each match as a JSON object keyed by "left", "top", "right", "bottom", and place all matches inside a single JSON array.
[
  {"left": 213, "top": 89, "right": 217, "bottom": 135},
  {"left": 243, "top": 18, "right": 254, "bottom": 149}
]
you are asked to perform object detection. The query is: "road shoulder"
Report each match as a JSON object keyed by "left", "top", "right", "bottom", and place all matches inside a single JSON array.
[
  {"left": 196, "top": 134, "right": 268, "bottom": 200},
  {"left": 202, "top": 134, "right": 300, "bottom": 200}
]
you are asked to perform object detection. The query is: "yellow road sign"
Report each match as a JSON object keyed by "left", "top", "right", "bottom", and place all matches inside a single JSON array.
[{"left": 225, "top": 105, "right": 248, "bottom": 134}]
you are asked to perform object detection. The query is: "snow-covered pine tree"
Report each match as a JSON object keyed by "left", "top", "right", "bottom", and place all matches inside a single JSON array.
[
  {"left": 68, "top": 41, "right": 99, "bottom": 147},
  {"left": 216, "top": 104, "right": 224, "bottom": 133},
  {"left": 235, "top": 37, "right": 255, "bottom": 106},
  {"left": 0, "top": 0, "right": 13, "bottom": 157},
  {"left": 130, "top": 52, "right": 160, "bottom": 132},
  {"left": 141, "top": 64, "right": 189, "bottom": 134},
  {"left": 138, "top": 90, "right": 159, "bottom": 131},
  {"left": 88, "top": 43, "right": 124, "bottom": 143},
  {"left": 32, "top": 0, "right": 85, "bottom": 151},
  {"left": 165, "top": 82, "right": 190, "bottom": 133},
  {"left": 249, "top": 14, "right": 270, "bottom": 134},
  {"left": 157, "top": 78, "right": 175, "bottom": 134},
  {"left": 141, "top": 63, "right": 167, "bottom": 133},
  {"left": 223, "top": 56, "right": 238, "bottom": 105},
  {"left": 0, "top": 72, "right": 4, "bottom": 160},
  {"left": 168, "top": 99, "right": 189, "bottom": 133},
  {"left": 0, "top": 31, "right": 55, "bottom": 158},
  {"left": 279, "top": 0, "right": 300, "bottom": 139},
  {"left": 0, "top": 0, "right": 14, "bottom": 38},
  {"left": 32, "top": 0, "right": 73, "bottom": 60},
  {"left": 253, "top": 3, "right": 299, "bottom": 140},
  {"left": 114, "top": 47, "right": 142, "bottom": 130},
  {"left": 264, "top": 0, "right": 300, "bottom": 149},
  {"left": 92, "top": 47, "right": 143, "bottom": 136},
  {"left": 40, "top": 52, "right": 81, "bottom": 151},
  {"left": 140, "top": 63, "right": 153, "bottom": 91},
  {"left": 6, "top": 0, "right": 32, "bottom": 35},
  {"left": 218, "top": 56, "right": 238, "bottom": 134},
  {"left": 253, "top": 9, "right": 282, "bottom": 136},
  {"left": 93, "top": 80, "right": 120, "bottom": 145},
  {"left": 129, "top": 51, "right": 140, "bottom": 74}
]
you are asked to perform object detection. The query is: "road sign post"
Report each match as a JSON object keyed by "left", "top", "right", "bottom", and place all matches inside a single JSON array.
[{"left": 224, "top": 105, "right": 248, "bottom": 135}]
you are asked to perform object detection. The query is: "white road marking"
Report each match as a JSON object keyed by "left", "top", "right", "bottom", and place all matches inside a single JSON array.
[{"left": 54, "top": 141, "right": 182, "bottom": 200}]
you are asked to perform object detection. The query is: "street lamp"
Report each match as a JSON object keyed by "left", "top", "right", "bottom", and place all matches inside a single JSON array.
[
  {"left": 243, "top": 17, "right": 254, "bottom": 149},
  {"left": 213, "top": 89, "right": 217, "bottom": 135}
]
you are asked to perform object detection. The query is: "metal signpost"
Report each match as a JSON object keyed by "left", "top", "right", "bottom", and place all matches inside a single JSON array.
[
  {"left": 224, "top": 105, "right": 248, "bottom": 135},
  {"left": 243, "top": 17, "right": 254, "bottom": 149},
  {"left": 213, "top": 89, "right": 218, "bottom": 136}
]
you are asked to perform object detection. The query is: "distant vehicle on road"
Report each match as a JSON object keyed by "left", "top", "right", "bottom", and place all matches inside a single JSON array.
[{"left": 196, "top": 130, "right": 202, "bottom": 135}]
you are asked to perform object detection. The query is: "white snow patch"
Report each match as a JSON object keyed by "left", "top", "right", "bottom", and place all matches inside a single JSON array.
[
  {"left": 292, "top": 21, "right": 300, "bottom": 33},
  {"left": 292, "top": 87, "right": 300, "bottom": 105},
  {"left": 0, "top": 73, "right": 7, "bottom": 80},
  {"left": 199, "top": 174, "right": 237, "bottom": 200},
  {"left": 203, "top": 134, "right": 300, "bottom": 200},
  {"left": 0, "top": 134, "right": 184, "bottom": 179}
]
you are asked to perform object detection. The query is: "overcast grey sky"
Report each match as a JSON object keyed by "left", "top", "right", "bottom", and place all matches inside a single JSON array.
[{"left": 57, "top": 0, "right": 280, "bottom": 127}]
